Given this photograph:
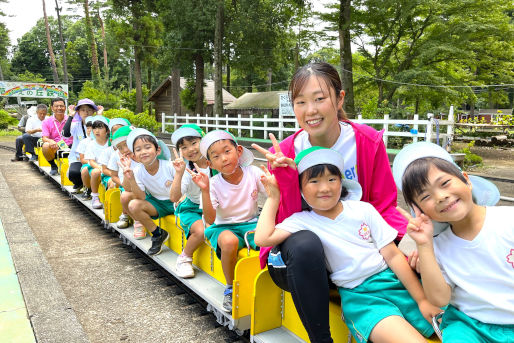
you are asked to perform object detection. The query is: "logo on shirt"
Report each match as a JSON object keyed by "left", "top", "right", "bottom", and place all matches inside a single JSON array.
[
  {"left": 251, "top": 188, "right": 258, "bottom": 200},
  {"left": 507, "top": 249, "right": 514, "bottom": 268},
  {"left": 165, "top": 180, "right": 172, "bottom": 189},
  {"left": 358, "top": 222, "right": 370, "bottom": 240}
]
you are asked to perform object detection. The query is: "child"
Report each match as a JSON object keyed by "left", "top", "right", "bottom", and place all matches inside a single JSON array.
[
  {"left": 119, "top": 128, "right": 174, "bottom": 255},
  {"left": 190, "top": 130, "right": 264, "bottom": 312},
  {"left": 63, "top": 98, "right": 102, "bottom": 191},
  {"left": 255, "top": 146, "right": 439, "bottom": 343},
  {"left": 99, "top": 118, "right": 130, "bottom": 191},
  {"left": 169, "top": 124, "right": 210, "bottom": 279},
  {"left": 393, "top": 141, "right": 513, "bottom": 343},
  {"left": 82, "top": 116, "right": 110, "bottom": 208},
  {"left": 107, "top": 126, "right": 141, "bottom": 234}
]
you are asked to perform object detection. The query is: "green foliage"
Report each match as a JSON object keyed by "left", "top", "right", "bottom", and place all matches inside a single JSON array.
[
  {"left": 180, "top": 78, "right": 198, "bottom": 112},
  {"left": 0, "top": 129, "right": 22, "bottom": 137},
  {"left": 456, "top": 141, "right": 483, "bottom": 169},
  {"left": 78, "top": 81, "right": 122, "bottom": 110},
  {"left": 120, "top": 86, "right": 150, "bottom": 113},
  {"left": 103, "top": 108, "right": 160, "bottom": 132},
  {"left": 12, "top": 71, "right": 46, "bottom": 82},
  {"left": 0, "top": 110, "right": 18, "bottom": 130}
]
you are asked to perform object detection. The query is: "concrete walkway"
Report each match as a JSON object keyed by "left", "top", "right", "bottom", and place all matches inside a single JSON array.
[{"left": 0, "top": 219, "right": 35, "bottom": 343}]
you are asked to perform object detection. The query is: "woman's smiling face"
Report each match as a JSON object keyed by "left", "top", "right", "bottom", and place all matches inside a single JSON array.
[{"left": 292, "top": 75, "right": 343, "bottom": 144}]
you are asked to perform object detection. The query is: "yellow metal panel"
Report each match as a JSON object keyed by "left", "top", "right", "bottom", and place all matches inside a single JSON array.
[
  {"left": 98, "top": 183, "right": 106, "bottom": 204},
  {"left": 193, "top": 242, "right": 226, "bottom": 284},
  {"left": 250, "top": 269, "right": 282, "bottom": 336},
  {"left": 232, "top": 255, "right": 260, "bottom": 319},
  {"left": 59, "top": 160, "right": 73, "bottom": 186},
  {"left": 37, "top": 149, "right": 50, "bottom": 167},
  {"left": 282, "top": 292, "right": 310, "bottom": 342},
  {"left": 160, "top": 215, "right": 183, "bottom": 253},
  {"left": 104, "top": 188, "right": 122, "bottom": 223}
]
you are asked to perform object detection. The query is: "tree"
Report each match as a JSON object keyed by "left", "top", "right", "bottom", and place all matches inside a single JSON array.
[
  {"left": 213, "top": 0, "right": 224, "bottom": 116},
  {"left": 42, "top": 0, "right": 59, "bottom": 82},
  {"left": 54, "top": 0, "right": 68, "bottom": 83},
  {"left": 83, "top": 0, "right": 101, "bottom": 82}
]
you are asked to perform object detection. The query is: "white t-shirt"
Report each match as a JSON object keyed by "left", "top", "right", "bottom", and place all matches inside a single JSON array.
[
  {"left": 134, "top": 159, "right": 176, "bottom": 200},
  {"left": 76, "top": 136, "right": 92, "bottom": 156},
  {"left": 181, "top": 164, "right": 210, "bottom": 204},
  {"left": 433, "top": 206, "right": 514, "bottom": 324},
  {"left": 84, "top": 140, "right": 109, "bottom": 162},
  {"left": 294, "top": 122, "right": 358, "bottom": 182},
  {"left": 209, "top": 165, "right": 266, "bottom": 225},
  {"left": 68, "top": 121, "right": 87, "bottom": 163},
  {"left": 25, "top": 116, "right": 43, "bottom": 138},
  {"left": 276, "top": 200, "right": 398, "bottom": 289},
  {"left": 107, "top": 151, "right": 139, "bottom": 184},
  {"left": 99, "top": 146, "right": 115, "bottom": 166}
]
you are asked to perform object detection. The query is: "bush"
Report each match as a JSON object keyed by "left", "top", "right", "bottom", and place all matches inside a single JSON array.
[
  {"left": 0, "top": 109, "right": 18, "bottom": 130},
  {"left": 103, "top": 108, "right": 160, "bottom": 133},
  {"left": 78, "top": 81, "right": 121, "bottom": 110},
  {"left": 456, "top": 141, "right": 483, "bottom": 169}
]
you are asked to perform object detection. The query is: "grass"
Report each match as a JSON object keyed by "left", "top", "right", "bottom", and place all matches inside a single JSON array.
[{"left": 0, "top": 129, "right": 21, "bottom": 137}]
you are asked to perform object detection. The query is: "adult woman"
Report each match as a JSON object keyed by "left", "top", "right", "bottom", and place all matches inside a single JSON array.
[{"left": 253, "top": 62, "right": 407, "bottom": 343}]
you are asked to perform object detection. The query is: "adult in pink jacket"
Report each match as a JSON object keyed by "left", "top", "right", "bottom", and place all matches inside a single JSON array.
[{"left": 253, "top": 62, "right": 407, "bottom": 343}]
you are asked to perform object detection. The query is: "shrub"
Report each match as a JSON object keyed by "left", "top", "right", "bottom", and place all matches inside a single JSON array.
[
  {"left": 0, "top": 109, "right": 18, "bottom": 130},
  {"left": 456, "top": 141, "right": 483, "bottom": 169},
  {"left": 78, "top": 81, "right": 121, "bottom": 110},
  {"left": 103, "top": 108, "right": 160, "bottom": 133}
]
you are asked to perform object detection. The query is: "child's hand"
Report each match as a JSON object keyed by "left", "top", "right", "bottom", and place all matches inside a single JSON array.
[
  {"left": 97, "top": 105, "right": 104, "bottom": 115},
  {"left": 68, "top": 104, "right": 75, "bottom": 115},
  {"left": 118, "top": 154, "right": 134, "bottom": 180},
  {"left": 252, "top": 133, "right": 296, "bottom": 170},
  {"left": 171, "top": 147, "right": 186, "bottom": 174},
  {"left": 259, "top": 165, "right": 280, "bottom": 199},
  {"left": 418, "top": 299, "right": 443, "bottom": 324},
  {"left": 188, "top": 162, "right": 209, "bottom": 190},
  {"left": 397, "top": 206, "right": 434, "bottom": 246}
]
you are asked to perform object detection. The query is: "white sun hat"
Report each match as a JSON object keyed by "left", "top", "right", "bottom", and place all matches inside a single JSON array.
[{"left": 199, "top": 130, "right": 254, "bottom": 166}]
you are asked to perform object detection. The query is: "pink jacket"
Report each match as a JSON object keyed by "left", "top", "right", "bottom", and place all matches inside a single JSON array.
[{"left": 259, "top": 121, "right": 407, "bottom": 268}]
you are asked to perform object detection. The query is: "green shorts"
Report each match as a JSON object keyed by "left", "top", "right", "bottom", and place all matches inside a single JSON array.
[
  {"left": 145, "top": 193, "right": 175, "bottom": 220},
  {"left": 441, "top": 304, "right": 514, "bottom": 343},
  {"left": 204, "top": 221, "right": 258, "bottom": 259},
  {"left": 175, "top": 197, "right": 203, "bottom": 237},
  {"left": 338, "top": 268, "right": 434, "bottom": 343},
  {"left": 81, "top": 163, "right": 92, "bottom": 173},
  {"left": 100, "top": 174, "right": 111, "bottom": 189}
]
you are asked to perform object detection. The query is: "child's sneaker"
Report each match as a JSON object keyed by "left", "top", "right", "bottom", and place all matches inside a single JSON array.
[
  {"left": 176, "top": 254, "right": 194, "bottom": 278},
  {"left": 133, "top": 221, "right": 146, "bottom": 240},
  {"left": 116, "top": 214, "right": 131, "bottom": 229},
  {"left": 222, "top": 286, "right": 233, "bottom": 312},
  {"left": 81, "top": 189, "right": 92, "bottom": 200},
  {"left": 92, "top": 196, "right": 103, "bottom": 209},
  {"left": 148, "top": 229, "right": 169, "bottom": 256}
]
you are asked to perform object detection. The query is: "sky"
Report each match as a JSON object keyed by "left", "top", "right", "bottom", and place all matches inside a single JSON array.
[{"left": 2, "top": 0, "right": 78, "bottom": 45}]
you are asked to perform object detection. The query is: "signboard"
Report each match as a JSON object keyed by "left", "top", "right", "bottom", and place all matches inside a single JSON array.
[
  {"left": 0, "top": 81, "right": 68, "bottom": 99},
  {"left": 279, "top": 93, "right": 294, "bottom": 117}
]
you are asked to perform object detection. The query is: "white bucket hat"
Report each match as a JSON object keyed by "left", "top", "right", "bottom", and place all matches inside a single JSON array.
[
  {"left": 126, "top": 128, "right": 171, "bottom": 161},
  {"left": 295, "top": 146, "right": 362, "bottom": 201},
  {"left": 199, "top": 130, "right": 254, "bottom": 166},
  {"left": 393, "top": 141, "right": 500, "bottom": 234},
  {"left": 171, "top": 124, "right": 205, "bottom": 146}
]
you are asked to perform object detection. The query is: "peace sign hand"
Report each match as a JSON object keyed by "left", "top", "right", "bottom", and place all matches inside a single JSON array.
[
  {"left": 171, "top": 147, "right": 186, "bottom": 174},
  {"left": 187, "top": 162, "right": 209, "bottom": 190},
  {"left": 397, "top": 206, "right": 434, "bottom": 246},
  {"left": 259, "top": 165, "right": 280, "bottom": 199},
  {"left": 97, "top": 105, "right": 104, "bottom": 115},
  {"left": 118, "top": 153, "right": 134, "bottom": 180},
  {"left": 252, "top": 133, "right": 296, "bottom": 170}
]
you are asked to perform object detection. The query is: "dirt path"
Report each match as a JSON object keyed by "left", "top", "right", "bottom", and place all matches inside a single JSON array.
[{"left": 0, "top": 142, "right": 242, "bottom": 343}]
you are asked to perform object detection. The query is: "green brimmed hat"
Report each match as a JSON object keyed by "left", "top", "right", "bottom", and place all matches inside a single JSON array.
[
  {"left": 108, "top": 118, "right": 130, "bottom": 131},
  {"left": 171, "top": 124, "right": 205, "bottom": 146},
  {"left": 199, "top": 130, "right": 254, "bottom": 166},
  {"left": 111, "top": 125, "right": 133, "bottom": 147},
  {"left": 295, "top": 146, "right": 362, "bottom": 201}
]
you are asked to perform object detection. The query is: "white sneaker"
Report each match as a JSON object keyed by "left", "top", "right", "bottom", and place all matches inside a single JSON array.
[
  {"left": 116, "top": 214, "right": 131, "bottom": 229},
  {"left": 176, "top": 254, "right": 194, "bottom": 278},
  {"left": 92, "top": 196, "right": 103, "bottom": 209},
  {"left": 133, "top": 221, "right": 146, "bottom": 240}
]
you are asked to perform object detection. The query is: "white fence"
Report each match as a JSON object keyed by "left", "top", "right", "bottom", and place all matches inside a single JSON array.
[{"left": 162, "top": 107, "right": 456, "bottom": 149}]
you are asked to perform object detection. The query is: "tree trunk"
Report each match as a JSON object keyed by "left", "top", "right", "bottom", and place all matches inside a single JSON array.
[
  {"left": 97, "top": 7, "right": 108, "bottom": 81},
  {"left": 134, "top": 46, "right": 143, "bottom": 114},
  {"left": 295, "top": 41, "right": 299, "bottom": 71},
  {"left": 128, "top": 59, "right": 132, "bottom": 91},
  {"left": 0, "top": 64, "right": 4, "bottom": 80},
  {"left": 213, "top": 0, "right": 224, "bottom": 117},
  {"left": 170, "top": 68, "right": 181, "bottom": 116},
  {"left": 194, "top": 53, "right": 205, "bottom": 115},
  {"left": 148, "top": 68, "right": 154, "bottom": 119},
  {"left": 55, "top": 0, "right": 68, "bottom": 84},
  {"left": 42, "top": 0, "right": 59, "bottom": 83},
  {"left": 338, "top": 0, "right": 354, "bottom": 117},
  {"left": 226, "top": 63, "right": 230, "bottom": 94},
  {"left": 267, "top": 68, "right": 272, "bottom": 91},
  {"left": 83, "top": 0, "right": 100, "bottom": 82}
]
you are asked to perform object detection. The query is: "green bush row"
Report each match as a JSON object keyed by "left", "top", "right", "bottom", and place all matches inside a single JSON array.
[
  {"left": 103, "top": 108, "right": 160, "bottom": 133},
  {"left": 0, "top": 109, "right": 19, "bottom": 130}
]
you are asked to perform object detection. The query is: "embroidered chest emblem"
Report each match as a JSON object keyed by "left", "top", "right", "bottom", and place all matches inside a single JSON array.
[
  {"left": 251, "top": 189, "right": 258, "bottom": 200},
  {"left": 165, "top": 180, "right": 172, "bottom": 188},
  {"left": 507, "top": 249, "right": 514, "bottom": 268},
  {"left": 358, "top": 222, "right": 371, "bottom": 240}
]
